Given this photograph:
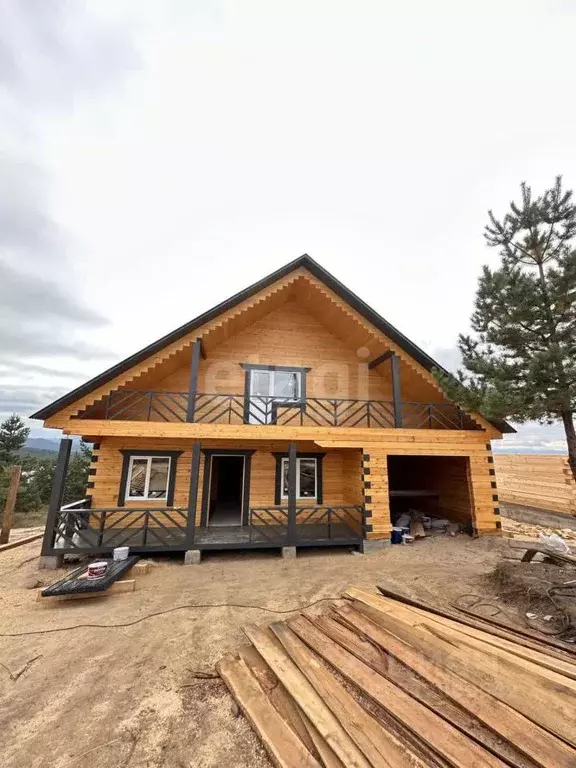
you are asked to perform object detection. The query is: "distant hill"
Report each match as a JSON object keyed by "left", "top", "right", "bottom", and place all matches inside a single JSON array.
[
  {"left": 25, "top": 438, "right": 61, "bottom": 453},
  {"left": 22, "top": 437, "right": 83, "bottom": 457}
]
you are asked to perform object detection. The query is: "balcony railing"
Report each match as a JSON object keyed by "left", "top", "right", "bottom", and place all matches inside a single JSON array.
[
  {"left": 46, "top": 504, "right": 365, "bottom": 554},
  {"left": 76, "top": 390, "right": 480, "bottom": 430}
]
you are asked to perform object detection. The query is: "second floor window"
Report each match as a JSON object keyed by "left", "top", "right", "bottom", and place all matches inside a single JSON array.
[
  {"left": 126, "top": 455, "right": 171, "bottom": 501},
  {"left": 247, "top": 367, "right": 303, "bottom": 424}
]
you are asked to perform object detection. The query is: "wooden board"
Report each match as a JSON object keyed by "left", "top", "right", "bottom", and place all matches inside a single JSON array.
[
  {"left": 343, "top": 590, "right": 576, "bottom": 751},
  {"left": 334, "top": 602, "right": 575, "bottom": 768},
  {"left": 217, "top": 653, "right": 320, "bottom": 768},
  {"left": 269, "top": 621, "right": 420, "bottom": 768},
  {"left": 244, "top": 624, "right": 372, "bottom": 768},
  {"left": 307, "top": 612, "right": 539, "bottom": 768},
  {"left": 38, "top": 579, "right": 135, "bottom": 602},
  {"left": 286, "top": 615, "right": 507, "bottom": 768}
]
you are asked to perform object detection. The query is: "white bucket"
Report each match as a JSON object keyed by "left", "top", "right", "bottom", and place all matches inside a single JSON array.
[{"left": 113, "top": 546, "right": 129, "bottom": 561}]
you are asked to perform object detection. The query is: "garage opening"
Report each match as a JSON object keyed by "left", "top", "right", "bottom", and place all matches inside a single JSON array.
[{"left": 387, "top": 456, "right": 474, "bottom": 533}]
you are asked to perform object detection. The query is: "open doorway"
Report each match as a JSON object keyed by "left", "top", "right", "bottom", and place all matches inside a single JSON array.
[
  {"left": 387, "top": 455, "right": 474, "bottom": 530},
  {"left": 207, "top": 455, "right": 245, "bottom": 527}
]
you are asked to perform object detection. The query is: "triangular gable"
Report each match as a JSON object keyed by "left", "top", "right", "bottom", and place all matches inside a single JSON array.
[{"left": 31, "top": 255, "right": 514, "bottom": 433}]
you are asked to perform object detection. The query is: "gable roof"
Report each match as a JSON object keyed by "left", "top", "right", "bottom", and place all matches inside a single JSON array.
[{"left": 31, "top": 254, "right": 514, "bottom": 432}]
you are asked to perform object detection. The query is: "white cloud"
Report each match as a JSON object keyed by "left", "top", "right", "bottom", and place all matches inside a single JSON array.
[{"left": 2, "top": 0, "right": 575, "bottom": 455}]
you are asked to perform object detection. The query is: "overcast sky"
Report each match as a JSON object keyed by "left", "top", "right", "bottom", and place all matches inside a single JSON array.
[{"left": 1, "top": 0, "right": 574, "bottom": 452}]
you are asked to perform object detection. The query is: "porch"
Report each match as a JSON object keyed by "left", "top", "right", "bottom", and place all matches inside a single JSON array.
[
  {"left": 47, "top": 502, "right": 365, "bottom": 554},
  {"left": 40, "top": 438, "right": 368, "bottom": 561}
]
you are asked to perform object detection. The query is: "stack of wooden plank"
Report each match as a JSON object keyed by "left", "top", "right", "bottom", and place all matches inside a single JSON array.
[
  {"left": 218, "top": 586, "right": 576, "bottom": 768},
  {"left": 494, "top": 454, "right": 576, "bottom": 516}
]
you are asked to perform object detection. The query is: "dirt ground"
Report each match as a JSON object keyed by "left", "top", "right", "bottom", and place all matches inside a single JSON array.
[{"left": 0, "top": 535, "right": 511, "bottom": 768}]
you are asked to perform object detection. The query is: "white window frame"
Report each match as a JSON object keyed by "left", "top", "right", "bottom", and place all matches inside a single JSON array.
[
  {"left": 125, "top": 455, "right": 171, "bottom": 502},
  {"left": 248, "top": 368, "right": 303, "bottom": 424},
  {"left": 281, "top": 457, "right": 317, "bottom": 500}
]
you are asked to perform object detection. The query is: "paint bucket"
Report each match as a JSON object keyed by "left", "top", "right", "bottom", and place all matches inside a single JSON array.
[
  {"left": 87, "top": 561, "right": 108, "bottom": 580},
  {"left": 402, "top": 534, "right": 415, "bottom": 545},
  {"left": 391, "top": 527, "right": 404, "bottom": 545},
  {"left": 113, "top": 546, "right": 129, "bottom": 561}
]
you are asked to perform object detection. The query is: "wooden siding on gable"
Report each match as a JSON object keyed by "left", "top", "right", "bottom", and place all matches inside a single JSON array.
[
  {"left": 43, "top": 271, "right": 493, "bottom": 434},
  {"left": 146, "top": 300, "right": 445, "bottom": 404}
]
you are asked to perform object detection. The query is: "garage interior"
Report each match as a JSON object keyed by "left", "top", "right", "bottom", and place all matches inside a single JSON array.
[{"left": 387, "top": 455, "right": 475, "bottom": 532}]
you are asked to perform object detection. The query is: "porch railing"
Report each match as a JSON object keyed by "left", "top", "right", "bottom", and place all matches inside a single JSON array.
[
  {"left": 77, "top": 390, "right": 479, "bottom": 430},
  {"left": 46, "top": 504, "right": 365, "bottom": 554}
]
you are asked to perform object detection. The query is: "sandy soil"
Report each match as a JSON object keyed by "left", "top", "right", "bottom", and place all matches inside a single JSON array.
[{"left": 0, "top": 536, "right": 507, "bottom": 768}]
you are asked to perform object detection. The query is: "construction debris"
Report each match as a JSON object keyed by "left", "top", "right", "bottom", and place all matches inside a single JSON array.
[
  {"left": 218, "top": 586, "right": 576, "bottom": 768},
  {"left": 501, "top": 517, "right": 576, "bottom": 542}
]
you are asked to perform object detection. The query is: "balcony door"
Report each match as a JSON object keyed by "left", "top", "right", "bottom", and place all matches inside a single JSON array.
[{"left": 247, "top": 368, "right": 302, "bottom": 424}]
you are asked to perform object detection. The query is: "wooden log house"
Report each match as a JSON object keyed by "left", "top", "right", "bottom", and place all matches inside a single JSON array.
[{"left": 32, "top": 255, "right": 513, "bottom": 563}]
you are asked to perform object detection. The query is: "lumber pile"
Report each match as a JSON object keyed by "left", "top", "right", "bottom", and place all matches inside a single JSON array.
[
  {"left": 495, "top": 454, "right": 576, "bottom": 516},
  {"left": 218, "top": 586, "right": 576, "bottom": 768}
]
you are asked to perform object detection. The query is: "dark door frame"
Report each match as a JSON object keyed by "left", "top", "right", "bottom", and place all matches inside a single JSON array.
[{"left": 200, "top": 449, "right": 255, "bottom": 527}]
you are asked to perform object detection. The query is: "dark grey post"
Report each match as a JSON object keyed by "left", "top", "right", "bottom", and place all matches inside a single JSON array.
[
  {"left": 391, "top": 354, "right": 403, "bottom": 428},
  {"left": 287, "top": 442, "right": 297, "bottom": 546},
  {"left": 186, "top": 339, "right": 203, "bottom": 422},
  {"left": 185, "top": 440, "right": 201, "bottom": 549},
  {"left": 40, "top": 438, "right": 72, "bottom": 560}
]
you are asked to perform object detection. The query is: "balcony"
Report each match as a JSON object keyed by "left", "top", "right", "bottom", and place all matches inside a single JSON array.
[{"left": 76, "top": 390, "right": 480, "bottom": 430}]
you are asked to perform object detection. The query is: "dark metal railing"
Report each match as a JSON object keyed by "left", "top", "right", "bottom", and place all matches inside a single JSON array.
[
  {"left": 77, "top": 390, "right": 479, "bottom": 430},
  {"left": 247, "top": 505, "right": 365, "bottom": 545},
  {"left": 47, "top": 503, "right": 365, "bottom": 554},
  {"left": 51, "top": 505, "right": 189, "bottom": 554}
]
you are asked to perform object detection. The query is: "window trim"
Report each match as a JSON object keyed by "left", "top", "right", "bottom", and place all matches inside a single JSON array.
[
  {"left": 118, "top": 449, "right": 183, "bottom": 506},
  {"left": 273, "top": 452, "right": 325, "bottom": 505},
  {"left": 241, "top": 364, "right": 311, "bottom": 424}
]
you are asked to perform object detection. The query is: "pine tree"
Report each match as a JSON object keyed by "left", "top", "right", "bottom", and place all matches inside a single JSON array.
[
  {"left": 436, "top": 177, "right": 576, "bottom": 481},
  {"left": 0, "top": 414, "right": 30, "bottom": 465},
  {"left": 63, "top": 440, "right": 92, "bottom": 505}
]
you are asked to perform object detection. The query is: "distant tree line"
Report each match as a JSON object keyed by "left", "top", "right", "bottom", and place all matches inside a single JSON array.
[{"left": 0, "top": 414, "right": 91, "bottom": 516}]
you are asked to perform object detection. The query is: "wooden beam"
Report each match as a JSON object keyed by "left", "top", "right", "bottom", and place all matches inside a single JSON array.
[
  {"left": 0, "top": 532, "right": 43, "bottom": 553},
  {"left": 0, "top": 465, "right": 21, "bottom": 545},
  {"left": 368, "top": 350, "right": 393, "bottom": 369},
  {"left": 390, "top": 354, "right": 402, "bottom": 428},
  {"left": 186, "top": 338, "right": 203, "bottom": 422},
  {"left": 41, "top": 438, "right": 72, "bottom": 556}
]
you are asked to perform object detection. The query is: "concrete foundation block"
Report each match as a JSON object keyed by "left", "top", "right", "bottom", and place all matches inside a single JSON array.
[
  {"left": 282, "top": 546, "right": 297, "bottom": 559},
  {"left": 38, "top": 555, "right": 63, "bottom": 570},
  {"left": 184, "top": 549, "right": 202, "bottom": 565},
  {"left": 361, "top": 539, "right": 390, "bottom": 555}
]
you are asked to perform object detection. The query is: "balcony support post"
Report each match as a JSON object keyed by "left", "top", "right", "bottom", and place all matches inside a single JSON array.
[
  {"left": 39, "top": 438, "right": 72, "bottom": 564},
  {"left": 391, "top": 354, "right": 403, "bottom": 427},
  {"left": 287, "top": 441, "right": 297, "bottom": 546},
  {"left": 185, "top": 440, "right": 201, "bottom": 550},
  {"left": 186, "top": 339, "right": 204, "bottom": 423}
]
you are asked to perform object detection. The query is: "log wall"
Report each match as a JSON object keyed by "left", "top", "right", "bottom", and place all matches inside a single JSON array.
[{"left": 494, "top": 454, "right": 576, "bottom": 516}]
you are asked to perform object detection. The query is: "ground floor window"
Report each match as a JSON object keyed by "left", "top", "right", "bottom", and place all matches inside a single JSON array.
[
  {"left": 274, "top": 452, "right": 325, "bottom": 503},
  {"left": 126, "top": 456, "right": 171, "bottom": 501},
  {"left": 281, "top": 457, "right": 317, "bottom": 499},
  {"left": 118, "top": 449, "right": 183, "bottom": 506}
]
